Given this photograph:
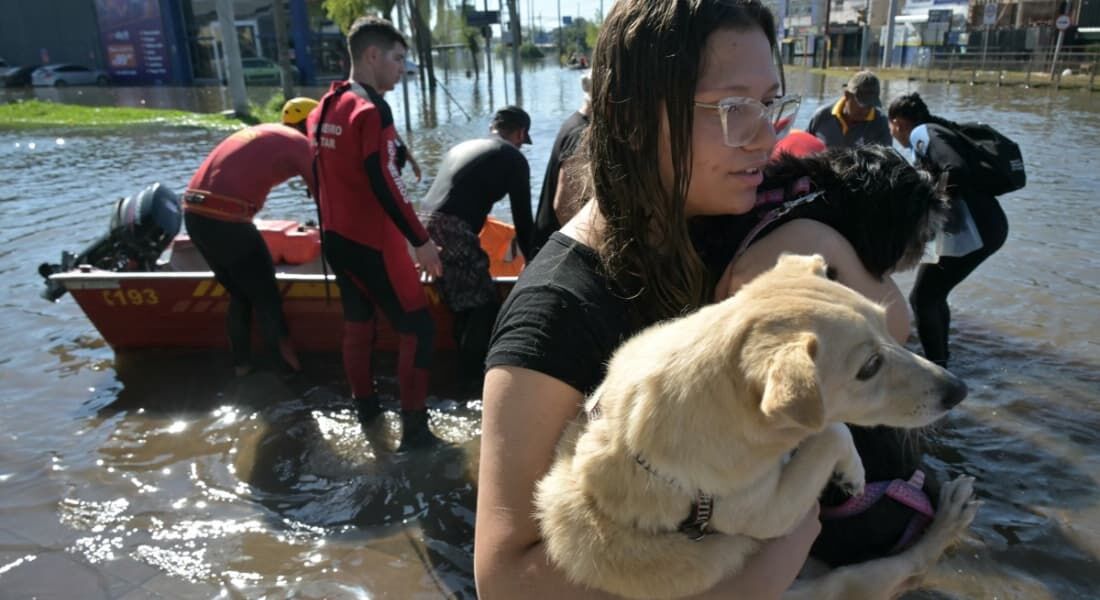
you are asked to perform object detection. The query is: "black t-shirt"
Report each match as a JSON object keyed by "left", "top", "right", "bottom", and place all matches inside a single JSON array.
[
  {"left": 425, "top": 135, "right": 534, "bottom": 258},
  {"left": 531, "top": 112, "right": 590, "bottom": 257},
  {"left": 486, "top": 232, "right": 635, "bottom": 395},
  {"left": 487, "top": 216, "right": 754, "bottom": 394}
]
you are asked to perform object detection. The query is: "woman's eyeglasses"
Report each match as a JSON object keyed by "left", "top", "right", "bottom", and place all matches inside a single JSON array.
[{"left": 693, "top": 95, "right": 802, "bottom": 148}]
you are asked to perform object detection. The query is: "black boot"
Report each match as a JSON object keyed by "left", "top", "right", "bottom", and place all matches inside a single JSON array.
[
  {"left": 355, "top": 394, "right": 384, "bottom": 425},
  {"left": 398, "top": 409, "right": 445, "bottom": 452}
]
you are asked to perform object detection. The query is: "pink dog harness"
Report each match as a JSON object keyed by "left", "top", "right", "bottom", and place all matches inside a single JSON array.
[{"left": 819, "top": 469, "right": 935, "bottom": 554}]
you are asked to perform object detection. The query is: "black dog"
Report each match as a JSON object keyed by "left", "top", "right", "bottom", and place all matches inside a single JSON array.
[
  {"left": 755, "top": 144, "right": 947, "bottom": 279},
  {"left": 694, "top": 145, "right": 951, "bottom": 568}
]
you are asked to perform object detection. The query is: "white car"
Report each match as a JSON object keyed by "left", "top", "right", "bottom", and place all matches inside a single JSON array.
[{"left": 32, "top": 63, "right": 109, "bottom": 86}]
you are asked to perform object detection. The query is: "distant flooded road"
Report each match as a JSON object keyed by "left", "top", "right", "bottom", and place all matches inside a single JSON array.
[{"left": 1, "top": 62, "right": 1098, "bottom": 598}]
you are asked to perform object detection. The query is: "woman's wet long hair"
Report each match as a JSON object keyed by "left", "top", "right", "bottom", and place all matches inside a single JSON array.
[{"left": 586, "top": 0, "right": 777, "bottom": 324}]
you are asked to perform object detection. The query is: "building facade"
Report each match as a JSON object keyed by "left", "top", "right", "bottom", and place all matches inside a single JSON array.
[{"left": 0, "top": 0, "right": 346, "bottom": 86}]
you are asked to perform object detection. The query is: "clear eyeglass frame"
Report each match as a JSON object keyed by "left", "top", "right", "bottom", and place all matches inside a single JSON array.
[{"left": 693, "top": 95, "right": 802, "bottom": 148}]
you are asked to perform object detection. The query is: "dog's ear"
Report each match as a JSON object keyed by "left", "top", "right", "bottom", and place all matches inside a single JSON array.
[
  {"left": 775, "top": 253, "right": 830, "bottom": 279},
  {"left": 760, "top": 332, "right": 824, "bottom": 430}
]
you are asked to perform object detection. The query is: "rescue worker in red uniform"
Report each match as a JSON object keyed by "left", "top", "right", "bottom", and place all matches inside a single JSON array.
[
  {"left": 182, "top": 97, "right": 319, "bottom": 376},
  {"left": 308, "top": 16, "right": 444, "bottom": 451}
]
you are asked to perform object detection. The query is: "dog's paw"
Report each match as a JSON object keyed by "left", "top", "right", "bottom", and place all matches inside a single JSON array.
[
  {"left": 830, "top": 424, "right": 865, "bottom": 497},
  {"left": 921, "top": 475, "right": 980, "bottom": 556},
  {"left": 935, "top": 475, "right": 980, "bottom": 535},
  {"left": 832, "top": 450, "right": 866, "bottom": 498}
]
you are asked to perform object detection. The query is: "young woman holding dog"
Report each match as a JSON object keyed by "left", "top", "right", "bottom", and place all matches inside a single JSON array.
[
  {"left": 887, "top": 92, "right": 1009, "bottom": 367},
  {"left": 474, "top": 1, "right": 817, "bottom": 598}
]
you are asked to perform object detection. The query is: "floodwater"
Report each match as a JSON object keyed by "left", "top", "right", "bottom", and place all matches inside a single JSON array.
[{"left": 1, "top": 60, "right": 1098, "bottom": 599}]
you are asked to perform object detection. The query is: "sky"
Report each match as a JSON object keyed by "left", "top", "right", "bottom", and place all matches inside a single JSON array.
[{"left": 519, "top": 0, "right": 608, "bottom": 30}]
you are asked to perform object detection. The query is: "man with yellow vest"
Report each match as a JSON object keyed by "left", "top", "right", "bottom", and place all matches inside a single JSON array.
[{"left": 806, "top": 71, "right": 891, "bottom": 148}]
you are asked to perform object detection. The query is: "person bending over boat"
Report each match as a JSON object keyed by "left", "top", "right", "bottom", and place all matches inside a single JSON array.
[
  {"left": 181, "top": 96, "right": 319, "bottom": 377},
  {"left": 424, "top": 106, "right": 535, "bottom": 377},
  {"left": 308, "top": 16, "right": 444, "bottom": 451}
]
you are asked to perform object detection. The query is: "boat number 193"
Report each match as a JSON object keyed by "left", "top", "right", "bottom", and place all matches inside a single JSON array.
[{"left": 102, "top": 288, "right": 159, "bottom": 306}]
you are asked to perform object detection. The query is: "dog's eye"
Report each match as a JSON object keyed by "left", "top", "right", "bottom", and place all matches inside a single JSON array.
[{"left": 856, "top": 353, "right": 883, "bottom": 381}]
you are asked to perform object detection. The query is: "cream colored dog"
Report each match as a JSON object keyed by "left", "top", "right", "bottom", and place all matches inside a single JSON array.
[{"left": 534, "top": 254, "right": 977, "bottom": 599}]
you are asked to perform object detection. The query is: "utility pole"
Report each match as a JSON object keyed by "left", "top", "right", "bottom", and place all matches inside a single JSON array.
[
  {"left": 858, "top": 0, "right": 871, "bottom": 69},
  {"left": 271, "top": 0, "right": 295, "bottom": 101},
  {"left": 882, "top": 0, "right": 898, "bottom": 67},
  {"left": 822, "top": 0, "right": 832, "bottom": 69},
  {"left": 507, "top": 0, "right": 523, "bottom": 104},
  {"left": 215, "top": 0, "right": 249, "bottom": 117},
  {"left": 557, "top": 0, "right": 563, "bottom": 63},
  {"left": 777, "top": 0, "right": 788, "bottom": 64},
  {"left": 396, "top": 0, "right": 413, "bottom": 135},
  {"left": 484, "top": 0, "right": 494, "bottom": 103}
]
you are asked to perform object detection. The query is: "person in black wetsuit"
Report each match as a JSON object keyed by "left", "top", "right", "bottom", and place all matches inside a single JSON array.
[
  {"left": 424, "top": 106, "right": 535, "bottom": 375},
  {"left": 531, "top": 72, "right": 591, "bottom": 257},
  {"left": 887, "top": 92, "right": 1009, "bottom": 367}
]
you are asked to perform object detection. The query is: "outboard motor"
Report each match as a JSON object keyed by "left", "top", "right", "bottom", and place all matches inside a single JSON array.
[{"left": 38, "top": 183, "right": 182, "bottom": 301}]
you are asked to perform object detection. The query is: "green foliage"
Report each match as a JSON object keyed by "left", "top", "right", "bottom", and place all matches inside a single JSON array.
[
  {"left": 555, "top": 17, "right": 599, "bottom": 60},
  {"left": 323, "top": 0, "right": 369, "bottom": 34},
  {"left": 584, "top": 19, "right": 599, "bottom": 50},
  {"left": 0, "top": 99, "right": 247, "bottom": 130},
  {"left": 257, "top": 92, "right": 288, "bottom": 124},
  {"left": 519, "top": 41, "right": 544, "bottom": 59},
  {"left": 322, "top": 0, "right": 397, "bottom": 34}
]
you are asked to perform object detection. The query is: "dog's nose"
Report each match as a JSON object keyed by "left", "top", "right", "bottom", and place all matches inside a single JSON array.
[{"left": 940, "top": 373, "right": 968, "bottom": 409}]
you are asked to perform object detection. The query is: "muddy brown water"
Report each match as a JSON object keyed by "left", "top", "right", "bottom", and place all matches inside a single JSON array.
[{"left": 1, "top": 63, "right": 1098, "bottom": 598}]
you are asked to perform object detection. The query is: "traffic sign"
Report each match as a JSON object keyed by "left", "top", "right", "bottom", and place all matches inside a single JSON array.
[
  {"left": 983, "top": 3, "right": 997, "bottom": 26},
  {"left": 1056, "top": 14, "right": 1072, "bottom": 30},
  {"left": 466, "top": 10, "right": 500, "bottom": 27}
]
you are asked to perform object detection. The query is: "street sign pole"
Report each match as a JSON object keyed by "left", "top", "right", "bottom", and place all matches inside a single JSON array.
[
  {"left": 557, "top": 0, "right": 563, "bottom": 62},
  {"left": 1051, "top": 14, "right": 1072, "bottom": 80},
  {"left": 882, "top": 0, "right": 898, "bottom": 67},
  {"left": 981, "top": 2, "right": 997, "bottom": 71},
  {"left": 858, "top": 0, "right": 870, "bottom": 68}
]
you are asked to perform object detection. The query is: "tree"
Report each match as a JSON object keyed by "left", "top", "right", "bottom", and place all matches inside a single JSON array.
[
  {"left": 272, "top": 0, "right": 295, "bottom": 98},
  {"left": 323, "top": 0, "right": 397, "bottom": 33}
]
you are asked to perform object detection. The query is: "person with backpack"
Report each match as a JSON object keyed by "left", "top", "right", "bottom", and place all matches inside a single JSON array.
[{"left": 887, "top": 92, "right": 1011, "bottom": 367}]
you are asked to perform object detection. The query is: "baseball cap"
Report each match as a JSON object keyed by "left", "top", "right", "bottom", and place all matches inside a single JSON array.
[
  {"left": 844, "top": 71, "right": 882, "bottom": 107},
  {"left": 491, "top": 105, "right": 532, "bottom": 144}
]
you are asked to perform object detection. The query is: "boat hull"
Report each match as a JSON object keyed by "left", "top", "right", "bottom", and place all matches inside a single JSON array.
[{"left": 56, "top": 270, "right": 517, "bottom": 353}]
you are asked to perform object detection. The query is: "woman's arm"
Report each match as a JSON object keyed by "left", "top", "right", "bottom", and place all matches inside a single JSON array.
[
  {"left": 719, "top": 219, "right": 911, "bottom": 343},
  {"left": 475, "top": 366, "right": 819, "bottom": 600}
]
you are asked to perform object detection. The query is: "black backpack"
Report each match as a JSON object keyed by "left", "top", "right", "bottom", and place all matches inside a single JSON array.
[{"left": 950, "top": 122, "right": 1026, "bottom": 196}]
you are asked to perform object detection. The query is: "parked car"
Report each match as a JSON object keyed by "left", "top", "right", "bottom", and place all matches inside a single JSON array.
[
  {"left": 405, "top": 58, "right": 419, "bottom": 74},
  {"left": 240, "top": 57, "right": 298, "bottom": 85},
  {"left": 1, "top": 65, "right": 36, "bottom": 87},
  {"left": 32, "top": 63, "right": 109, "bottom": 86}
]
